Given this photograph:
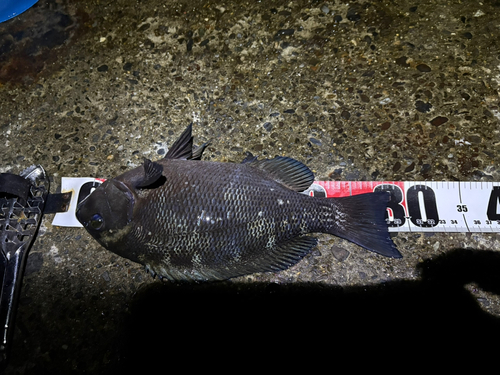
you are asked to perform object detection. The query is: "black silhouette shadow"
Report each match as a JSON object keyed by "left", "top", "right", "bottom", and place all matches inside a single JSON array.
[{"left": 115, "top": 248, "right": 500, "bottom": 371}]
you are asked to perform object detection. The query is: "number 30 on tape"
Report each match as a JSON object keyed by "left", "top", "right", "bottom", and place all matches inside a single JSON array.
[{"left": 303, "top": 181, "right": 500, "bottom": 233}]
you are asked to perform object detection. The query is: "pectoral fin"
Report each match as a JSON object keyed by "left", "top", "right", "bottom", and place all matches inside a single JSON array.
[{"left": 135, "top": 158, "right": 164, "bottom": 188}]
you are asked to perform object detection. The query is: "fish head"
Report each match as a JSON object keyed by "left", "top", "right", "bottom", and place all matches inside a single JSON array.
[{"left": 76, "top": 179, "right": 135, "bottom": 248}]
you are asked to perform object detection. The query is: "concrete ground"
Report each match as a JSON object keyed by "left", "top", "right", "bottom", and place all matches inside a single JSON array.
[{"left": 1, "top": 0, "right": 500, "bottom": 372}]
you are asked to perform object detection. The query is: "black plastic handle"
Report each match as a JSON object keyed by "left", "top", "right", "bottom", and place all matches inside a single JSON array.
[{"left": 0, "top": 166, "right": 48, "bottom": 368}]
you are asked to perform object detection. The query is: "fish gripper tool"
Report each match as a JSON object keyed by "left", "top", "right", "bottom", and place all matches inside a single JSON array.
[{"left": 0, "top": 165, "right": 48, "bottom": 368}]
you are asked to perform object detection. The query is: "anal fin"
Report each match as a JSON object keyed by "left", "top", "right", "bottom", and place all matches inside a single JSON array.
[{"left": 250, "top": 236, "right": 318, "bottom": 273}]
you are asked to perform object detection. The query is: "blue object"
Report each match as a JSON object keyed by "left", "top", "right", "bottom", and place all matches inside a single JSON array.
[{"left": 0, "top": 0, "right": 38, "bottom": 23}]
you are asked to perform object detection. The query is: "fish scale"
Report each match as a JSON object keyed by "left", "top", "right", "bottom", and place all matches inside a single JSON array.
[
  {"left": 76, "top": 125, "right": 401, "bottom": 281},
  {"left": 126, "top": 160, "right": 315, "bottom": 279}
]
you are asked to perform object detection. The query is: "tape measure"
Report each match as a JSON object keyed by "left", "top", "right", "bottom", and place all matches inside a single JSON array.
[
  {"left": 303, "top": 181, "right": 500, "bottom": 233},
  {"left": 52, "top": 178, "right": 500, "bottom": 233}
]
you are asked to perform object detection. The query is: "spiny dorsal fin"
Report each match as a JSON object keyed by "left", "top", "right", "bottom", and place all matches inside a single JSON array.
[
  {"left": 165, "top": 124, "right": 209, "bottom": 160},
  {"left": 244, "top": 155, "right": 314, "bottom": 192},
  {"left": 136, "top": 158, "right": 164, "bottom": 188},
  {"left": 241, "top": 152, "right": 258, "bottom": 164},
  {"left": 165, "top": 124, "right": 194, "bottom": 160},
  {"left": 189, "top": 142, "right": 210, "bottom": 160}
]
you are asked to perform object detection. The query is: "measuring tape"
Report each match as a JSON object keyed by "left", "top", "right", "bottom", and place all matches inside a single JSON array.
[
  {"left": 304, "top": 181, "right": 500, "bottom": 233},
  {"left": 52, "top": 178, "right": 500, "bottom": 233}
]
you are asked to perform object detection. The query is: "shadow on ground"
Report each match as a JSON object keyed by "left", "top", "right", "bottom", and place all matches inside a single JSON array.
[
  {"left": 115, "top": 248, "right": 500, "bottom": 371},
  {"left": 5, "top": 248, "right": 500, "bottom": 373}
]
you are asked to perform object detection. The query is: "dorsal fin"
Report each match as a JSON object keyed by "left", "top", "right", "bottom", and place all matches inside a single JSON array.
[
  {"left": 165, "top": 124, "right": 194, "bottom": 160},
  {"left": 164, "top": 124, "right": 210, "bottom": 160},
  {"left": 245, "top": 156, "right": 314, "bottom": 192},
  {"left": 135, "top": 158, "right": 164, "bottom": 188},
  {"left": 189, "top": 142, "right": 210, "bottom": 160},
  {"left": 241, "top": 152, "right": 258, "bottom": 164}
]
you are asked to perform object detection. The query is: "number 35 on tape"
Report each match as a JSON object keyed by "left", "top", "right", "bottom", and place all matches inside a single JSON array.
[{"left": 303, "top": 181, "right": 500, "bottom": 233}]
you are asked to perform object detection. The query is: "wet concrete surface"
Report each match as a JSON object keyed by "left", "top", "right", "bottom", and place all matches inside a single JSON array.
[{"left": 1, "top": 0, "right": 500, "bottom": 372}]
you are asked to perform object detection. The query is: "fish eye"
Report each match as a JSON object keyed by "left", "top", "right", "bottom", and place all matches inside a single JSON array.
[{"left": 89, "top": 213, "right": 104, "bottom": 230}]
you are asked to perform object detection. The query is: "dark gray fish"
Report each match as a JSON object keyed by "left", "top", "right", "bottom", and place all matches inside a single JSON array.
[{"left": 76, "top": 125, "right": 401, "bottom": 281}]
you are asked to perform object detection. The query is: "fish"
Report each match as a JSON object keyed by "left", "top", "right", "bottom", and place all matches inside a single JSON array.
[{"left": 76, "top": 124, "right": 401, "bottom": 281}]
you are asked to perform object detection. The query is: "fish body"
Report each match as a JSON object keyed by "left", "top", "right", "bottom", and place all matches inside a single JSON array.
[{"left": 77, "top": 125, "right": 401, "bottom": 281}]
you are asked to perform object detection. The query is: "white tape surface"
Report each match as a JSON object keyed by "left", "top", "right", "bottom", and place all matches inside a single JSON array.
[{"left": 52, "top": 177, "right": 104, "bottom": 227}]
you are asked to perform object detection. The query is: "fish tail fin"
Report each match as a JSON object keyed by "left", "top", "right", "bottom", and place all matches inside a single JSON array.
[{"left": 326, "top": 192, "right": 402, "bottom": 258}]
